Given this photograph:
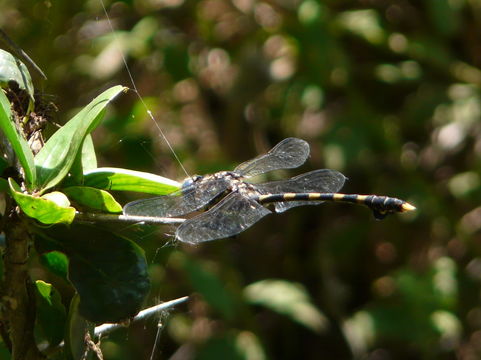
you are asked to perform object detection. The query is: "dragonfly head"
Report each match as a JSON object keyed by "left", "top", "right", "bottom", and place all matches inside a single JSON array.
[{"left": 182, "top": 175, "right": 203, "bottom": 190}]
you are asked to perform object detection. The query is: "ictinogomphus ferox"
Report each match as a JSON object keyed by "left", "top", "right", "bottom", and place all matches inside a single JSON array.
[{"left": 123, "top": 138, "right": 415, "bottom": 244}]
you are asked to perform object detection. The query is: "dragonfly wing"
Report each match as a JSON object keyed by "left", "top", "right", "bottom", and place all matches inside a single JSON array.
[
  {"left": 254, "top": 169, "right": 347, "bottom": 213},
  {"left": 234, "top": 138, "right": 310, "bottom": 177},
  {"left": 176, "top": 192, "right": 272, "bottom": 244},
  {"left": 123, "top": 178, "right": 230, "bottom": 217}
]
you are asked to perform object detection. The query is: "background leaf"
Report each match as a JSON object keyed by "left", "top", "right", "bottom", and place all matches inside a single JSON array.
[
  {"left": 244, "top": 279, "right": 328, "bottom": 333},
  {"left": 182, "top": 255, "right": 237, "bottom": 320},
  {"left": 196, "top": 336, "right": 244, "bottom": 360}
]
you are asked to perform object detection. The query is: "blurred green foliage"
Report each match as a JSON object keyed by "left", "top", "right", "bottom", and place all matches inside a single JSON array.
[{"left": 2, "top": 0, "right": 481, "bottom": 359}]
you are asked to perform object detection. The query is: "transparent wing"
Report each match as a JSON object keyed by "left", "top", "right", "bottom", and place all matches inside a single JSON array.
[
  {"left": 254, "top": 169, "right": 347, "bottom": 213},
  {"left": 176, "top": 192, "right": 272, "bottom": 244},
  {"left": 123, "top": 178, "right": 230, "bottom": 218},
  {"left": 234, "top": 138, "right": 310, "bottom": 178}
]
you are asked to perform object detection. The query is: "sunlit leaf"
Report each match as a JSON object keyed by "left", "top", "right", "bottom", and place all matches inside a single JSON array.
[
  {"left": 34, "top": 280, "right": 67, "bottom": 346},
  {"left": 34, "top": 223, "right": 150, "bottom": 323},
  {"left": 63, "top": 186, "right": 122, "bottom": 213},
  {"left": 80, "top": 134, "right": 97, "bottom": 172},
  {"left": 9, "top": 178, "right": 75, "bottom": 224},
  {"left": 69, "top": 134, "right": 98, "bottom": 185},
  {"left": 34, "top": 85, "right": 126, "bottom": 191},
  {"left": 244, "top": 279, "right": 328, "bottom": 333},
  {"left": 0, "top": 89, "right": 36, "bottom": 187},
  {"left": 0, "top": 49, "right": 34, "bottom": 100},
  {"left": 41, "top": 191, "right": 71, "bottom": 207},
  {"left": 83, "top": 167, "right": 181, "bottom": 195}
]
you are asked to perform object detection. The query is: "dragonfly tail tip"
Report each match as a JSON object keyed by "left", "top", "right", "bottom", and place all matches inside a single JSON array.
[{"left": 401, "top": 202, "right": 416, "bottom": 212}]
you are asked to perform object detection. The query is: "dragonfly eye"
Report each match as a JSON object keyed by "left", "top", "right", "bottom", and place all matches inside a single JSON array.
[{"left": 183, "top": 175, "right": 203, "bottom": 189}]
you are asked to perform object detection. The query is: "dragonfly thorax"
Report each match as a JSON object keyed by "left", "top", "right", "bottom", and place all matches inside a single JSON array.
[{"left": 199, "top": 171, "right": 242, "bottom": 183}]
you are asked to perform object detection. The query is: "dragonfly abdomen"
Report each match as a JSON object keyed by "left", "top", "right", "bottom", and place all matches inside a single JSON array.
[{"left": 256, "top": 193, "right": 415, "bottom": 219}]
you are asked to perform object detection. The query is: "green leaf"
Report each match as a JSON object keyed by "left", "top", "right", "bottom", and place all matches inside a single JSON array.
[
  {"left": 9, "top": 178, "right": 75, "bottom": 224},
  {"left": 0, "top": 90, "right": 36, "bottom": 187},
  {"left": 69, "top": 134, "right": 98, "bottom": 185},
  {"left": 0, "top": 49, "right": 34, "bottom": 100},
  {"left": 244, "top": 279, "right": 328, "bottom": 333},
  {"left": 83, "top": 167, "right": 181, "bottom": 195},
  {"left": 68, "top": 134, "right": 97, "bottom": 186},
  {"left": 34, "top": 85, "right": 126, "bottom": 191},
  {"left": 80, "top": 134, "right": 97, "bottom": 172},
  {"left": 34, "top": 223, "right": 150, "bottom": 323},
  {"left": 39, "top": 251, "right": 69, "bottom": 280},
  {"left": 63, "top": 186, "right": 122, "bottom": 213},
  {"left": 41, "top": 191, "right": 71, "bottom": 207},
  {"left": 34, "top": 280, "right": 67, "bottom": 346}
]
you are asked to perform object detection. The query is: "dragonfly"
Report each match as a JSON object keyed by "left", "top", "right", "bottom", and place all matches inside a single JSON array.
[{"left": 123, "top": 138, "right": 415, "bottom": 244}]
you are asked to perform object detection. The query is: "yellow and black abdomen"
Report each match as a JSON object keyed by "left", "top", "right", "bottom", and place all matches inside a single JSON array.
[{"left": 256, "top": 193, "right": 415, "bottom": 219}]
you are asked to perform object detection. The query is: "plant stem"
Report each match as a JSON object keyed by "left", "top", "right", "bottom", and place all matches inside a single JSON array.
[{"left": 2, "top": 208, "right": 44, "bottom": 359}]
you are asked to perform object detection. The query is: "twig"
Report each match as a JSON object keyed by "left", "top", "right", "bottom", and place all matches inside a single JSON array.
[
  {"left": 42, "top": 296, "right": 190, "bottom": 355},
  {"left": 94, "top": 296, "right": 189, "bottom": 337},
  {"left": 74, "top": 212, "right": 186, "bottom": 225}
]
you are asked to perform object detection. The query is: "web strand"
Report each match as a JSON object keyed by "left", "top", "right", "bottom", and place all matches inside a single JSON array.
[{"left": 98, "top": 0, "right": 190, "bottom": 178}]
